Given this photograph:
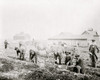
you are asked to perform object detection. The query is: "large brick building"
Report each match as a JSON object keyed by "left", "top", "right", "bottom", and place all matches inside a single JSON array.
[{"left": 48, "top": 28, "right": 100, "bottom": 47}]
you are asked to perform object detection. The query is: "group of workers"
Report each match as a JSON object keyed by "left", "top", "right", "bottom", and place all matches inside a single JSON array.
[
  {"left": 54, "top": 48, "right": 85, "bottom": 74},
  {"left": 54, "top": 39, "right": 99, "bottom": 74},
  {"left": 14, "top": 42, "right": 37, "bottom": 63},
  {"left": 4, "top": 39, "right": 99, "bottom": 74}
]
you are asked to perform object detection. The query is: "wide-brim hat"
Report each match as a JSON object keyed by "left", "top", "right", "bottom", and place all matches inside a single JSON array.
[
  {"left": 91, "top": 39, "right": 95, "bottom": 41},
  {"left": 75, "top": 54, "right": 80, "bottom": 57},
  {"left": 65, "top": 51, "right": 71, "bottom": 55}
]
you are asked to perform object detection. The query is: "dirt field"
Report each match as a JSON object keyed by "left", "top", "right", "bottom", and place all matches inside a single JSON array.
[{"left": 0, "top": 42, "right": 100, "bottom": 80}]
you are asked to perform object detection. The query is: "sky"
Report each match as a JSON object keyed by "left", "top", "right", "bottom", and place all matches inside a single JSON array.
[{"left": 0, "top": 0, "right": 100, "bottom": 40}]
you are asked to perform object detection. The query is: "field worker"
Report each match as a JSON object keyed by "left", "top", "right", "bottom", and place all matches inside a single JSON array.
[
  {"left": 54, "top": 52, "right": 61, "bottom": 65},
  {"left": 65, "top": 51, "right": 72, "bottom": 66},
  {"left": 51, "top": 44, "right": 61, "bottom": 65},
  {"left": 4, "top": 40, "right": 9, "bottom": 49},
  {"left": 73, "top": 54, "right": 85, "bottom": 74},
  {"left": 29, "top": 47, "right": 38, "bottom": 63},
  {"left": 89, "top": 39, "right": 99, "bottom": 67},
  {"left": 29, "top": 49, "right": 37, "bottom": 63},
  {"left": 19, "top": 42, "right": 26, "bottom": 60},
  {"left": 15, "top": 47, "right": 20, "bottom": 57}
]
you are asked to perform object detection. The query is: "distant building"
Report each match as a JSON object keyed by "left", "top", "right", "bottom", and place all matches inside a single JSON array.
[
  {"left": 48, "top": 28, "right": 100, "bottom": 47},
  {"left": 82, "top": 28, "right": 99, "bottom": 44},
  {"left": 13, "top": 32, "right": 31, "bottom": 42}
]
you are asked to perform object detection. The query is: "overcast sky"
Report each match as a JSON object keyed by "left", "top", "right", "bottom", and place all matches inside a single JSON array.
[{"left": 0, "top": 0, "right": 100, "bottom": 40}]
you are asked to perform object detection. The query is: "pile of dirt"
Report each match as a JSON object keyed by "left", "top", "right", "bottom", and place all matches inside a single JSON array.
[
  {"left": 22, "top": 63, "right": 100, "bottom": 80},
  {"left": 0, "top": 75, "right": 12, "bottom": 80},
  {"left": 23, "top": 68, "right": 91, "bottom": 80},
  {"left": 0, "top": 58, "right": 14, "bottom": 72},
  {"left": 23, "top": 68, "right": 53, "bottom": 80},
  {"left": 85, "top": 67, "right": 100, "bottom": 80}
]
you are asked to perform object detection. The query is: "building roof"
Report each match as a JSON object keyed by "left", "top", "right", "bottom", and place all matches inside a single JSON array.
[
  {"left": 48, "top": 32, "right": 87, "bottom": 40},
  {"left": 48, "top": 28, "right": 99, "bottom": 41},
  {"left": 82, "top": 28, "right": 99, "bottom": 36}
]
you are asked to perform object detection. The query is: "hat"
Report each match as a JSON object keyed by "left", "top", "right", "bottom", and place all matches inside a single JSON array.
[
  {"left": 91, "top": 39, "right": 95, "bottom": 42},
  {"left": 65, "top": 51, "right": 71, "bottom": 55},
  {"left": 75, "top": 54, "right": 80, "bottom": 57}
]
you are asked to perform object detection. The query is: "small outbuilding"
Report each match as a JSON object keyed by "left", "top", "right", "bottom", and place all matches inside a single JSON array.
[{"left": 13, "top": 32, "right": 31, "bottom": 41}]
